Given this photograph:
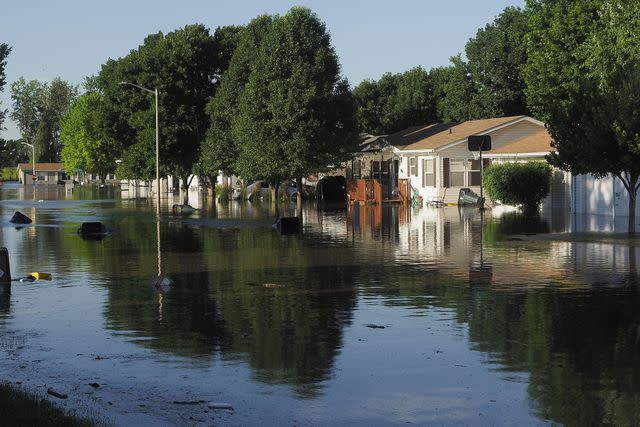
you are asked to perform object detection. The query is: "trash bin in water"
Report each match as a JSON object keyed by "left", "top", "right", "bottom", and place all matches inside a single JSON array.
[{"left": 458, "top": 188, "right": 485, "bottom": 207}]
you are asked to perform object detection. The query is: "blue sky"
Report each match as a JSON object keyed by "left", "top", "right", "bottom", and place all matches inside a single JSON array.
[{"left": 0, "top": 0, "right": 524, "bottom": 140}]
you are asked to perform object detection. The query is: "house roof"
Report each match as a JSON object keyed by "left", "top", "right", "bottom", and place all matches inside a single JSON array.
[
  {"left": 388, "top": 116, "right": 526, "bottom": 151},
  {"left": 357, "top": 134, "right": 389, "bottom": 153},
  {"left": 17, "top": 163, "right": 65, "bottom": 172},
  {"left": 490, "top": 129, "right": 554, "bottom": 155}
]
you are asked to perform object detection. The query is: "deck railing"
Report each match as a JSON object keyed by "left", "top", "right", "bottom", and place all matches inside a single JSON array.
[{"left": 347, "top": 179, "right": 382, "bottom": 204}]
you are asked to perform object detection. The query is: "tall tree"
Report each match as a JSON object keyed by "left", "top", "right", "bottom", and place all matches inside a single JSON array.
[
  {"left": 524, "top": 0, "right": 640, "bottom": 232},
  {"left": 10, "top": 78, "right": 43, "bottom": 159},
  {"left": 10, "top": 77, "right": 78, "bottom": 162},
  {"left": 99, "top": 24, "right": 218, "bottom": 202},
  {"left": 197, "top": 16, "right": 274, "bottom": 194},
  {"left": 234, "top": 7, "right": 358, "bottom": 198},
  {"left": 431, "top": 55, "right": 487, "bottom": 122},
  {"left": 353, "top": 68, "right": 436, "bottom": 135},
  {"left": 0, "top": 43, "right": 11, "bottom": 130},
  {"left": 60, "top": 92, "right": 121, "bottom": 181},
  {"left": 465, "top": 6, "right": 530, "bottom": 117},
  {"left": 381, "top": 67, "right": 436, "bottom": 132}
]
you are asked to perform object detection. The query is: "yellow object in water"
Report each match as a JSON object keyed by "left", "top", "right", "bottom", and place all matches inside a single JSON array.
[{"left": 28, "top": 272, "right": 52, "bottom": 281}]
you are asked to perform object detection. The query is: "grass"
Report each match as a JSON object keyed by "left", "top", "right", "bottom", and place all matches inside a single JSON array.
[{"left": 0, "top": 382, "right": 98, "bottom": 426}]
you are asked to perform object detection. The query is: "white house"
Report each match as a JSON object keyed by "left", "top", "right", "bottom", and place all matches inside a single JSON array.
[{"left": 387, "top": 116, "right": 555, "bottom": 205}]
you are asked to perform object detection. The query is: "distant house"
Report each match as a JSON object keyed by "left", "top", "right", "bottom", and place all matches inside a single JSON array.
[{"left": 17, "top": 163, "right": 66, "bottom": 185}]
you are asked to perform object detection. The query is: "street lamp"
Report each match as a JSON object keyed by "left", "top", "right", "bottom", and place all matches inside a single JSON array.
[
  {"left": 21, "top": 141, "right": 35, "bottom": 186},
  {"left": 119, "top": 82, "right": 160, "bottom": 215}
]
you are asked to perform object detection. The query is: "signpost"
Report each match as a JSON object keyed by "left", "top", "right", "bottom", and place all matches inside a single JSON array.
[{"left": 468, "top": 135, "right": 492, "bottom": 209}]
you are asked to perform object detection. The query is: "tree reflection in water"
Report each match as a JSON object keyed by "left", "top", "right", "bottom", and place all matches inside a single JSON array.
[{"left": 5, "top": 188, "right": 640, "bottom": 424}]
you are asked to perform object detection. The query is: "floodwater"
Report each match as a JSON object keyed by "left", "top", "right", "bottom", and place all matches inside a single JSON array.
[{"left": 1, "top": 184, "right": 639, "bottom": 426}]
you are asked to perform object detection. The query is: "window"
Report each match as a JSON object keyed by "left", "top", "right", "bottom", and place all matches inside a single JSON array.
[
  {"left": 352, "top": 160, "right": 361, "bottom": 179},
  {"left": 372, "top": 161, "right": 381, "bottom": 179},
  {"left": 449, "top": 160, "right": 465, "bottom": 187},
  {"left": 422, "top": 158, "right": 435, "bottom": 187},
  {"left": 409, "top": 157, "right": 417, "bottom": 176},
  {"left": 469, "top": 159, "right": 481, "bottom": 186}
]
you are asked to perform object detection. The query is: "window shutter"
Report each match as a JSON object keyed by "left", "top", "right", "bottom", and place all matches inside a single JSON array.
[
  {"left": 421, "top": 159, "right": 425, "bottom": 187},
  {"left": 483, "top": 158, "right": 491, "bottom": 169},
  {"left": 443, "top": 158, "right": 450, "bottom": 188}
]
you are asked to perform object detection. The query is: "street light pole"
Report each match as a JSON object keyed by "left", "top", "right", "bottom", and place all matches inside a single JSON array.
[
  {"left": 119, "top": 82, "right": 161, "bottom": 216},
  {"left": 21, "top": 141, "right": 35, "bottom": 186}
]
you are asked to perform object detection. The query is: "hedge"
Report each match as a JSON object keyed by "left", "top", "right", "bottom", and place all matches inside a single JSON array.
[{"left": 483, "top": 161, "right": 551, "bottom": 212}]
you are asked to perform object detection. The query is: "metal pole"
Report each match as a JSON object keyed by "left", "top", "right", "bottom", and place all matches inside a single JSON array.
[
  {"left": 155, "top": 88, "right": 160, "bottom": 217},
  {"left": 32, "top": 145, "right": 35, "bottom": 187},
  {"left": 479, "top": 147, "right": 484, "bottom": 207}
]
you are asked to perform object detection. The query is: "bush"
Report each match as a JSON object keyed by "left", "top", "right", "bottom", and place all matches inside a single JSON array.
[
  {"left": 1, "top": 167, "right": 18, "bottom": 181},
  {"left": 483, "top": 161, "right": 551, "bottom": 211}
]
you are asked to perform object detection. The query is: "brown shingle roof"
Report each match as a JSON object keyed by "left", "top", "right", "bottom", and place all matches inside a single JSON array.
[
  {"left": 17, "top": 163, "right": 64, "bottom": 172},
  {"left": 389, "top": 116, "right": 525, "bottom": 151},
  {"left": 490, "top": 129, "right": 554, "bottom": 154}
]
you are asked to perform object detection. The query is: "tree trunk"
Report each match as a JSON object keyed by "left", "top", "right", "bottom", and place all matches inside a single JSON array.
[
  {"left": 207, "top": 173, "right": 216, "bottom": 199},
  {"left": 182, "top": 175, "right": 190, "bottom": 205}
]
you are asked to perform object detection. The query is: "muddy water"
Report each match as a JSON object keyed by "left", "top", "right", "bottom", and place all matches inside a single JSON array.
[{"left": 0, "top": 184, "right": 639, "bottom": 426}]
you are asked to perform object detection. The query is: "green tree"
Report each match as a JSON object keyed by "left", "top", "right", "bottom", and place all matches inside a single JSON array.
[
  {"left": 99, "top": 24, "right": 218, "bottom": 203},
  {"left": 60, "top": 92, "right": 121, "bottom": 182},
  {"left": 465, "top": 6, "right": 529, "bottom": 117},
  {"left": 431, "top": 55, "right": 486, "bottom": 122},
  {"left": 0, "top": 139, "right": 28, "bottom": 167},
  {"left": 523, "top": 0, "right": 640, "bottom": 232},
  {"left": 234, "top": 7, "right": 358, "bottom": 198},
  {"left": 197, "top": 16, "right": 274, "bottom": 195},
  {"left": 10, "top": 77, "right": 78, "bottom": 163},
  {"left": 0, "top": 43, "right": 11, "bottom": 130},
  {"left": 353, "top": 68, "right": 436, "bottom": 135}
]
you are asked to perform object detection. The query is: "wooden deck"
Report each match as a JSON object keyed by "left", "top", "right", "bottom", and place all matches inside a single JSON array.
[{"left": 347, "top": 179, "right": 410, "bottom": 205}]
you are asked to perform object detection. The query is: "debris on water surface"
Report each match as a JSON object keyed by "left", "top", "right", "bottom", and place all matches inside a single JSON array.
[
  {"left": 173, "top": 400, "right": 206, "bottom": 405},
  {"left": 365, "top": 324, "right": 386, "bottom": 329},
  {"left": 47, "top": 388, "right": 68, "bottom": 399},
  {"left": 88, "top": 382, "right": 100, "bottom": 388},
  {"left": 208, "top": 402, "right": 234, "bottom": 410}
]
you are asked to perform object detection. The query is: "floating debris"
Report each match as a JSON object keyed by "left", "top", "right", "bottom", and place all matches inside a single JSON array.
[
  {"left": 208, "top": 402, "right": 234, "bottom": 411},
  {"left": 47, "top": 388, "right": 68, "bottom": 399},
  {"left": 10, "top": 211, "right": 32, "bottom": 224},
  {"left": 365, "top": 324, "right": 386, "bottom": 329}
]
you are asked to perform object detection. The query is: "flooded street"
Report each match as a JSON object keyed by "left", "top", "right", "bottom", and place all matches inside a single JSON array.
[{"left": 1, "top": 184, "right": 639, "bottom": 426}]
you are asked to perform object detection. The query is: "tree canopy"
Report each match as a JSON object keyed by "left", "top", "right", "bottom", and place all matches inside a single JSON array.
[
  {"left": 98, "top": 24, "right": 220, "bottom": 186},
  {"left": 10, "top": 77, "right": 78, "bottom": 162},
  {"left": 524, "top": 0, "right": 640, "bottom": 231},
  {"left": 60, "top": 92, "right": 120, "bottom": 180},
  {"left": 353, "top": 68, "right": 436, "bottom": 135},
  {"left": 353, "top": 6, "right": 530, "bottom": 135},
  {"left": 233, "top": 7, "right": 358, "bottom": 185},
  {"left": 465, "top": 6, "right": 529, "bottom": 117},
  {"left": 197, "top": 16, "right": 274, "bottom": 187},
  {"left": 0, "top": 43, "right": 11, "bottom": 130}
]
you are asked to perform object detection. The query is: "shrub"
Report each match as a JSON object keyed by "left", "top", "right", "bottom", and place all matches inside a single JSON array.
[
  {"left": 483, "top": 161, "right": 551, "bottom": 212},
  {"left": 1, "top": 168, "right": 18, "bottom": 181},
  {"left": 215, "top": 183, "right": 232, "bottom": 201}
]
